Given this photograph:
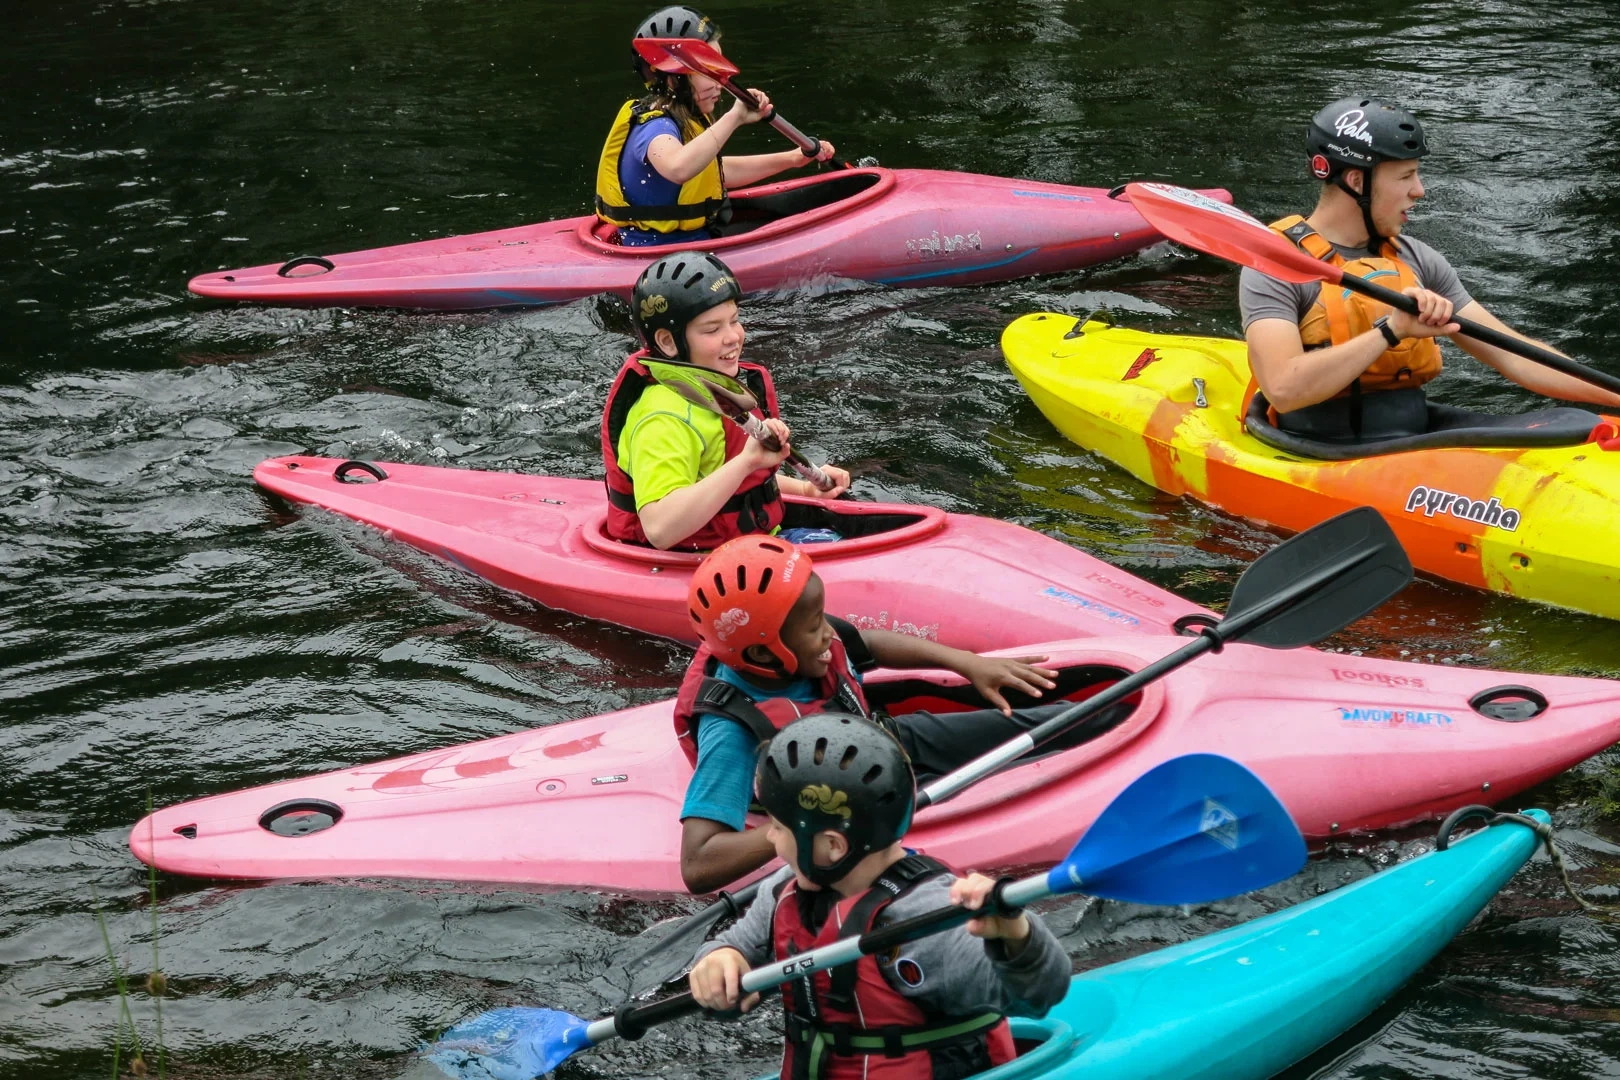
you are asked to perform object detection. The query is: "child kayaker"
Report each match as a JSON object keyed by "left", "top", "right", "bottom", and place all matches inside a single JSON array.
[
  {"left": 689, "top": 713, "right": 1071, "bottom": 1079},
  {"left": 602, "top": 251, "right": 851, "bottom": 551},
  {"left": 1241, "top": 96, "right": 1620, "bottom": 441},
  {"left": 676, "top": 535, "right": 1082, "bottom": 894},
  {"left": 595, "top": 6, "right": 838, "bottom": 247}
]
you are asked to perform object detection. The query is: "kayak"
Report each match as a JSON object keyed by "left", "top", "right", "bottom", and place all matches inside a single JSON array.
[
  {"left": 253, "top": 455, "right": 1209, "bottom": 650},
  {"left": 945, "top": 808, "right": 1544, "bottom": 1080},
  {"left": 128, "top": 632, "right": 1617, "bottom": 893},
  {"left": 186, "top": 168, "right": 1231, "bottom": 310},
  {"left": 1002, "top": 313, "right": 1620, "bottom": 621}
]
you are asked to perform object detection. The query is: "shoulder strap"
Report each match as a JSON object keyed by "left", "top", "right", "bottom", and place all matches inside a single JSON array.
[
  {"left": 690, "top": 677, "right": 779, "bottom": 745},
  {"left": 1269, "top": 215, "right": 1338, "bottom": 263},
  {"left": 826, "top": 615, "right": 877, "bottom": 673},
  {"left": 825, "top": 855, "right": 950, "bottom": 1005}
]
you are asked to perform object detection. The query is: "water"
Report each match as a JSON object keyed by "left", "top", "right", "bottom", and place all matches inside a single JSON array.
[{"left": 4, "top": 0, "right": 1620, "bottom": 1076}]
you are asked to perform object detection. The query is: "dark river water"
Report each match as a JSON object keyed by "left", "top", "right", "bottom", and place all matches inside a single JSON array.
[{"left": 4, "top": 0, "right": 1620, "bottom": 1077}]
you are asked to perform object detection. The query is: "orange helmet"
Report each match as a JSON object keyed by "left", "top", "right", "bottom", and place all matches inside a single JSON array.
[{"left": 688, "top": 536, "right": 813, "bottom": 676}]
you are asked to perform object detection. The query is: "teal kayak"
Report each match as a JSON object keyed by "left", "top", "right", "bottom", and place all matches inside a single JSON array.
[{"left": 770, "top": 810, "right": 1541, "bottom": 1080}]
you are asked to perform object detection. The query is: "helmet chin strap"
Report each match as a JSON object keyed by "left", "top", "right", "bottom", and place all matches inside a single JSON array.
[{"left": 1333, "top": 167, "right": 1384, "bottom": 256}]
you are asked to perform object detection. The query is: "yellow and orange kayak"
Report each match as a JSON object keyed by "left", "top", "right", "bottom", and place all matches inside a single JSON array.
[{"left": 1002, "top": 312, "right": 1620, "bottom": 620}]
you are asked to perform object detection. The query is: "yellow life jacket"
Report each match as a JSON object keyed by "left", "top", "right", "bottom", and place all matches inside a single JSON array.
[
  {"left": 1268, "top": 215, "right": 1443, "bottom": 396},
  {"left": 595, "top": 98, "right": 727, "bottom": 235}
]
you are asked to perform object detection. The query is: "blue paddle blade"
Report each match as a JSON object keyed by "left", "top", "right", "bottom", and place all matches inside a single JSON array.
[
  {"left": 1048, "top": 753, "right": 1305, "bottom": 906},
  {"left": 422, "top": 1007, "right": 592, "bottom": 1080}
]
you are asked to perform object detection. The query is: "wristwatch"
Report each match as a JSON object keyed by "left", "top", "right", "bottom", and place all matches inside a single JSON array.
[{"left": 1373, "top": 316, "right": 1401, "bottom": 348}]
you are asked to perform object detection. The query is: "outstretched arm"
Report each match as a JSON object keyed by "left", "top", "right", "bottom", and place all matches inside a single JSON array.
[{"left": 1450, "top": 300, "right": 1620, "bottom": 408}]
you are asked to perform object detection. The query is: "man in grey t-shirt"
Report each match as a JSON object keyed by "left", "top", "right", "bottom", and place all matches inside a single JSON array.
[{"left": 1242, "top": 96, "right": 1620, "bottom": 439}]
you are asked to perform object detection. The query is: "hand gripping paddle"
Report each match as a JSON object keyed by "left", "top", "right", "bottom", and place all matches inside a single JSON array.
[{"left": 421, "top": 754, "right": 1306, "bottom": 1080}]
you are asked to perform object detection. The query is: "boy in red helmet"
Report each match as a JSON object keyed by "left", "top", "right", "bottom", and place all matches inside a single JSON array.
[{"left": 677, "top": 535, "right": 1079, "bottom": 894}]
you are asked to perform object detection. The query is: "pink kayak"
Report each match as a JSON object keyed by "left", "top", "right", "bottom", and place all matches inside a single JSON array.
[
  {"left": 130, "top": 633, "right": 1620, "bottom": 893},
  {"left": 188, "top": 168, "right": 1231, "bottom": 310},
  {"left": 253, "top": 456, "right": 1207, "bottom": 651}
]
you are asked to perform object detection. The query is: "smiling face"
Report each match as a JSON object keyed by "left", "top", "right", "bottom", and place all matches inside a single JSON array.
[
  {"left": 740, "top": 571, "right": 835, "bottom": 680},
  {"left": 680, "top": 298, "right": 744, "bottom": 375}
]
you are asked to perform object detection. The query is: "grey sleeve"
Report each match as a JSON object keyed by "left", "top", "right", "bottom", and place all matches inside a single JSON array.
[
  {"left": 1239, "top": 266, "right": 1312, "bottom": 331},
  {"left": 874, "top": 877, "right": 1071, "bottom": 1018},
  {"left": 1397, "top": 236, "right": 1473, "bottom": 310},
  {"left": 695, "top": 865, "right": 794, "bottom": 969}
]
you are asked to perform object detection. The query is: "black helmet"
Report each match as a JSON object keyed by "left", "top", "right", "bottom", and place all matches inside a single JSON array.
[
  {"left": 756, "top": 714, "right": 916, "bottom": 889},
  {"left": 1306, "top": 97, "right": 1429, "bottom": 254},
  {"left": 631, "top": 252, "right": 742, "bottom": 362},
  {"left": 1307, "top": 97, "right": 1428, "bottom": 179},
  {"left": 632, "top": 7, "right": 719, "bottom": 86}
]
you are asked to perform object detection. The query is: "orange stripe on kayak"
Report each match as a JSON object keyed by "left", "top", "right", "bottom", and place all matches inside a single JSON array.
[{"left": 1144, "top": 396, "right": 1194, "bottom": 495}]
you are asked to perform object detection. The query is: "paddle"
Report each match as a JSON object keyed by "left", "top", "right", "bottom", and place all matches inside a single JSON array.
[
  {"left": 1122, "top": 182, "right": 1620, "bottom": 399},
  {"left": 915, "top": 505, "right": 1412, "bottom": 809},
  {"left": 639, "top": 354, "right": 839, "bottom": 491},
  {"left": 421, "top": 753, "right": 1306, "bottom": 1080},
  {"left": 633, "top": 37, "right": 851, "bottom": 169}
]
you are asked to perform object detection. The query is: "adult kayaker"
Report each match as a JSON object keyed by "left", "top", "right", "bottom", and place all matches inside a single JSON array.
[
  {"left": 603, "top": 251, "right": 851, "bottom": 551},
  {"left": 676, "top": 535, "right": 1076, "bottom": 894},
  {"left": 1241, "top": 96, "right": 1620, "bottom": 441},
  {"left": 688, "top": 714, "right": 1070, "bottom": 1079},
  {"left": 596, "top": 6, "right": 838, "bottom": 247}
]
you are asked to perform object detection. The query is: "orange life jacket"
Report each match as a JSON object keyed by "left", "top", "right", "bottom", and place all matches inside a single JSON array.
[{"left": 601, "top": 351, "right": 785, "bottom": 550}]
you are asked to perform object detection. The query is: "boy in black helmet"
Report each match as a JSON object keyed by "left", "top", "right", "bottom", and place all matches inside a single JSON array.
[
  {"left": 1241, "top": 96, "right": 1620, "bottom": 442},
  {"left": 601, "top": 251, "right": 851, "bottom": 550},
  {"left": 689, "top": 713, "right": 1070, "bottom": 1080}
]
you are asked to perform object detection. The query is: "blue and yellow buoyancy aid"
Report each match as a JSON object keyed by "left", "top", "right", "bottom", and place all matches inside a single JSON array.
[{"left": 595, "top": 98, "right": 727, "bottom": 235}]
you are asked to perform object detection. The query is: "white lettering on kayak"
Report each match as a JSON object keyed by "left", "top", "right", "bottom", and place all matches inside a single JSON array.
[
  {"left": 1333, "top": 108, "right": 1375, "bottom": 145},
  {"left": 1331, "top": 668, "right": 1426, "bottom": 689},
  {"left": 843, "top": 611, "right": 940, "bottom": 641},
  {"left": 1403, "top": 485, "right": 1521, "bottom": 532},
  {"left": 907, "top": 229, "right": 984, "bottom": 262}
]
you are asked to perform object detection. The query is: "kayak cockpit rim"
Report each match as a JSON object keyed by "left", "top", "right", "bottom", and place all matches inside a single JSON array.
[
  {"left": 580, "top": 494, "right": 949, "bottom": 566},
  {"left": 578, "top": 167, "right": 895, "bottom": 255}
]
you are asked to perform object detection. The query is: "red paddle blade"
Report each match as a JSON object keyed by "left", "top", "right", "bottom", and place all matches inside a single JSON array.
[
  {"left": 633, "top": 37, "right": 739, "bottom": 79},
  {"left": 1123, "top": 182, "right": 1343, "bottom": 287}
]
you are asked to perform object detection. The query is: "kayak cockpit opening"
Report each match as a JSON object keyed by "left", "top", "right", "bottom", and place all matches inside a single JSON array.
[
  {"left": 1245, "top": 390, "right": 1602, "bottom": 460},
  {"left": 582, "top": 168, "right": 893, "bottom": 252}
]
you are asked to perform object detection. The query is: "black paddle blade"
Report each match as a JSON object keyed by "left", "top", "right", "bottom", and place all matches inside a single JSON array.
[
  {"left": 1225, "top": 506, "right": 1412, "bottom": 649},
  {"left": 621, "top": 882, "right": 761, "bottom": 995}
]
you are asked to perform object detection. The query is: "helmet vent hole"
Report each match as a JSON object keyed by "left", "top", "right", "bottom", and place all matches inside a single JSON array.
[
  {"left": 861, "top": 764, "right": 882, "bottom": 784},
  {"left": 736, "top": 565, "right": 748, "bottom": 591},
  {"left": 757, "top": 567, "right": 773, "bottom": 593},
  {"left": 763, "top": 757, "right": 781, "bottom": 781},
  {"left": 839, "top": 746, "right": 859, "bottom": 770},
  {"left": 785, "top": 741, "right": 799, "bottom": 769},
  {"left": 684, "top": 273, "right": 704, "bottom": 289},
  {"left": 712, "top": 571, "right": 726, "bottom": 597},
  {"left": 813, "top": 737, "right": 828, "bottom": 765}
]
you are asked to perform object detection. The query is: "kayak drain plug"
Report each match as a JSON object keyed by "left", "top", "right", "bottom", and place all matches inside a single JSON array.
[{"left": 259, "top": 799, "right": 344, "bottom": 837}]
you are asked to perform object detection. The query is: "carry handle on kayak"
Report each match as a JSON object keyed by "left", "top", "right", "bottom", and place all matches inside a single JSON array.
[
  {"left": 915, "top": 506, "right": 1413, "bottom": 809},
  {"left": 1122, "top": 182, "right": 1620, "bottom": 400},
  {"left": 421, "top": 754, "right": 1306, "bottom": 1078},
  {"left": 633, "top": 37, "right": 853, "bottom": 169}
]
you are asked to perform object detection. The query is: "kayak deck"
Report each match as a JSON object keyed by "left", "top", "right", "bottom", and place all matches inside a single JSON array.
[{"left": 1002, "top": 313, "right": 1620, "bottom": 621}]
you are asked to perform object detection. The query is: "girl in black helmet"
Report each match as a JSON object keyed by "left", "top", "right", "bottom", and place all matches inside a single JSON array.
[
  {"left": 594, "top": 6, "right": 838, "bottom": 247},
  {"left": 688, "top": 714, "right": 1070, "bottom": 1080},
  {"left": 1241, "top": 97, "right": 1620, "bottom": 442}
]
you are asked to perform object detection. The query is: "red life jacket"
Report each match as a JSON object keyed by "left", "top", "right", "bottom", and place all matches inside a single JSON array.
[
  {"left": 601, "top": 350, "right": 785, "bottom": 551},
  {"left": 772, "top": 854, "right": 1017, "bottom": 1080},
  {"left": 672, "top": 616, "right": 875, "bottom": 766}
]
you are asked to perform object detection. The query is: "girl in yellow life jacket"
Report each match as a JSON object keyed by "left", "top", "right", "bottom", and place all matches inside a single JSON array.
[{"left": 596, "top": 6, "right": 838, "bottom": 248}]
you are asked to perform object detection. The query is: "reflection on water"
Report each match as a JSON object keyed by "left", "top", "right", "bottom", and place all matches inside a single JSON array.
[{"left": 2, "top": 0, "right": 1619, "bottom": 1077}]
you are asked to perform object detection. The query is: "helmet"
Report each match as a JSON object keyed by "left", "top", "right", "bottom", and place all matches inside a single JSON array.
[
  {"left": 689, "top": 535, "right": 810, "bottom": 677},
  {"left": 632, "top": 7, "right": 719, "bottom": 86},
  {"left": 1307, "top": 97, "right": 1428, "bottom": 180},
  {"left": 631, "top": 252, "right": 743, "bottom": 363},
  {"left": 756, "top": 713, "right": 916, "bottom": 888},
  {"left": 1306, "top": 97, "right": 1429, "bottom": 254}
]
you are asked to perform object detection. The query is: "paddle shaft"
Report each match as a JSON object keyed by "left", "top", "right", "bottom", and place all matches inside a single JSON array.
[
  {"left": 714, "top": 79, "right": 851, "bottom": 168},
  {"left": 1339, "top": 272, "right": 1620, "bottom": 398},
  {"left": 915, "top": 542, "right": 1383, "bottom": 809},
  {"left": 593, "top": 875, "right": 1040, "bottom": 1044},
  {"left": 726, "top": 408, "right": 838, "bottom": 490}
]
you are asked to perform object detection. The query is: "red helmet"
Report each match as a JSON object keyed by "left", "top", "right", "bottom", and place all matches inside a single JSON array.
[{"left": 689, "top": 536, "right": 812, "bottom": 677}]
